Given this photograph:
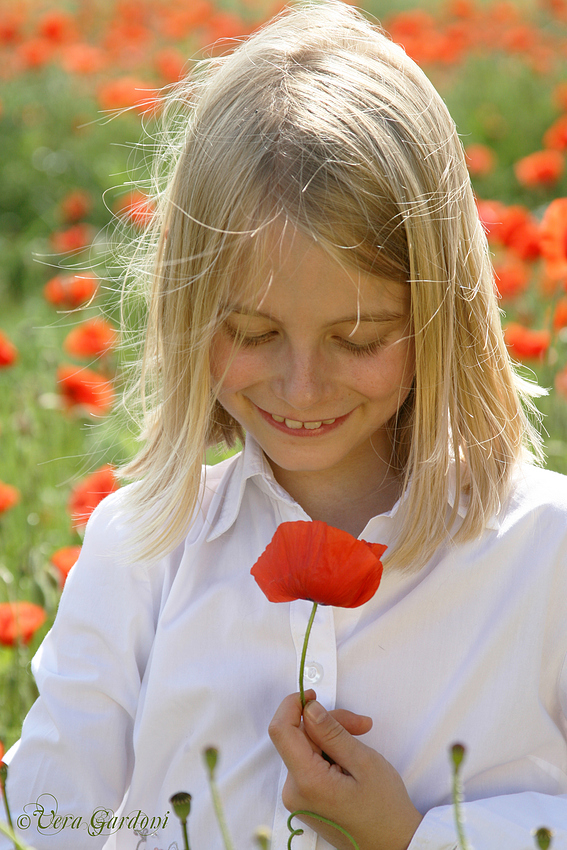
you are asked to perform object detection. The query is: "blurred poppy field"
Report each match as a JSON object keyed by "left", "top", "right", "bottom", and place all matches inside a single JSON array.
[{"left": 2, "top": 0, "right": 567, "bottom": 750}]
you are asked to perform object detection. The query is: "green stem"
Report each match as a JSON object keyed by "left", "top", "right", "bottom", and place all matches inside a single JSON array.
[
  {"left": 287, "top": 811, "right": 359, "bottom": 850},
  {"left": 0, "top": 820, "right": 34, "bottom": 850},
  {"left": 452, "top": 768, "right": 471, "bottom": 850},
  {"left": 180, "top": 820, "right": 190, "bottom": 850},
  {"left": 209, "top": 776, "right": 235, "bottom": 850},
  {"left": 299, "top": 602, "right": 318, "bottom": 709}
]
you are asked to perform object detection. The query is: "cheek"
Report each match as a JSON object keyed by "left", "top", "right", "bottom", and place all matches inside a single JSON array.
[
  {"left": 209, "top": 338, "right": 262, "bottom": 393},
  {"left": 344, "top": 344, "right": 415, "bottom": 399}
]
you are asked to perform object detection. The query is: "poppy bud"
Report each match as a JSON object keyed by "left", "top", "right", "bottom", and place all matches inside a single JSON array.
[
  {"left": 204, "top": 746, "right": 219, "bottom": 778},
  {"left": 534, "top": 827, "right": 553, "bottom": 850},
  {"left": 254, "top": 825, "right": 271, "bottom": 850},
  {"left": 170, "top": 792, "right": 192, "bottom": 824},
  {"left": 451, "top": 743, "right": 466, "bottom": 771}
]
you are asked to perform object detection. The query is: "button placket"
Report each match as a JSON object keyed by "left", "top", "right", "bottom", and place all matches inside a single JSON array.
[{"left": 270, "top": 600, "right": 338, "bottom": 850}]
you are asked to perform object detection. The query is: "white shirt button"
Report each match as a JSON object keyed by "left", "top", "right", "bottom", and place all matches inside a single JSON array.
[{"left": 304, "top": 661, "right": 323, "bottom": 684}]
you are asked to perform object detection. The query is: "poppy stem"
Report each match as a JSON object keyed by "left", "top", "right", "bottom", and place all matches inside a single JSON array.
[{"left": 299, "top": 602, "right": 318, "bottom": 709}]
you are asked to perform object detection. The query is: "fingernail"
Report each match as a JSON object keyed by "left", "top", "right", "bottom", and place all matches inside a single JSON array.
[{"left": 305, "top": 700, "right": 327, "bottom": 724}]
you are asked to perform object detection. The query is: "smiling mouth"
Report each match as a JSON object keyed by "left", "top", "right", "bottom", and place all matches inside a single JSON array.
[
  {"left": 253, "top": 404, "right": 350, "bottom": 432},
  {"left": 269, "top": 413, "right": 337, "bottom": 430}
]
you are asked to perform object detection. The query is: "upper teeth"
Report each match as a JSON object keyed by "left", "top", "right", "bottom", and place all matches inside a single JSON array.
[{"left": 270, "top": 414, "right": 336, "bottom": 429}]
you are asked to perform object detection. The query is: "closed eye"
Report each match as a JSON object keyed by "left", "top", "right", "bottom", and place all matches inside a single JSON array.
[{"left": 336, "top": 337, "right": 383, "bottom": 356}]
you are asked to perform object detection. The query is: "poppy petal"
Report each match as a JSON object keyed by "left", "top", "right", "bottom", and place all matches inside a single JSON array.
[{"left": 251, "top": 521, "right": 385, "bottom": 608}]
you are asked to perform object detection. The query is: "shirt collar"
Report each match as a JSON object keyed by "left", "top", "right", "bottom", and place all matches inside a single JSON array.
[
  {"left": 205, "top": 437, "right": 297, "bottom": 542},
  {"left": 205, "top": 437, "right": 501, "bottom": 542}
]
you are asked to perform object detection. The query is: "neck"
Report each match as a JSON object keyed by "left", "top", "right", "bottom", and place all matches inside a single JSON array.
[{"left": 269, "top": 458, "right": 402, "bottom": 538}]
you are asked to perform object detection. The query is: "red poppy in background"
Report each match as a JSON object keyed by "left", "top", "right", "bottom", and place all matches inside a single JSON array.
[
  {"left": 64, "top": 317, "right": 118, "bottom": 359},
  {"left": 158, "top": 1, "right": 213, "bottom": 39},
  {"left": 44, "top": 272, "right": 99, "bottom": 309},
  {"left": 477, "top": 200, "right": 540, "bottom": 262},
  {"left": 540, "top": 197, "right": 567, "bottom": 281},
  {"left": 50, "top": 545, "right": 82, "bottom": 586},
  {"left": 97, "top": 76, "right": 159, "bottom": 114},
  {"left": 0, "top": 602, "right": 47, "bottom": 646},
  {"left": 154, "top": 47, "right": 186, "bottom": 83},
  {"left": 544, "top": 114, "right": 567, "bottom": 152},
  {"left": 57, "top": 364, "right": 115, "bottom": 415},
  {"left": 554, "top": 80, "right": 567, "bottom": 111},
  {"left": 555, "top": 364, "right": 567, "bottom": 400},
  {"left": 50, "top": 223, "right": 93, "bottom": 254},
  {"left": 16, "top": 38, "right": 54, "bottom": 69},
  {"left": 493, "top": 255, "right": 530, "bottom": 300},
  {"left": 0, "top": 330, "right": 17, "bottom": 367},
  {"left": 0, "top": 482, "right": 20, "bottom": 514},
  {"left": 465, "top": 143, "right": 496, "bottom": 177},
  {"left": 251, "top": 520, "right": 386, "bottom": 607},
  {"left": 60, "top": 189, "right": 93, "bottom": 223},
  {"left": 514, "top": 150, "right": 564, "bottom": 189},
  {"left": 37, "top": 10, "right": 77, "bottom": 43},
  {"left": 504, "top": 322, "right": 551, "bottom": 361},
  {"left": 113, "top": 190, "right": 155, "bottom": 228},
  {"left": 60, "top": 43, "right": 106, "bottom": 75},
  {"left": 553, "top": 297, "right": 567, "bottom": 331},
  {"left": 68, "top": 465, "right": 119, "bottom": 529}
]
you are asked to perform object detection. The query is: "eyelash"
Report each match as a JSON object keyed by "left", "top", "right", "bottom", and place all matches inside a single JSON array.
[{"left": 223, "top": 323, "right": 383, "bottom": 356}]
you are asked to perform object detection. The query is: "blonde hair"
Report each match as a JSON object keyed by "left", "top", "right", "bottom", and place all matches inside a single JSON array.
[{"left": 118, "top": 0, "right": 543, "bottom": 570}]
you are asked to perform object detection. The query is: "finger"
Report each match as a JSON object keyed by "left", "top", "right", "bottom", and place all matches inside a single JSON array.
[
  {"left": 328, "top": 708, "right": 373, "bottom": 737},
  {"left": 302, "top": 700, "right": 372, "bottom": 776},
  {"left": 268, "top": 691, "right": 320, "bottom": 766}
]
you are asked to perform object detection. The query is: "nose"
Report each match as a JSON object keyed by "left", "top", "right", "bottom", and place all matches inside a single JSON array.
[{"left": 271, "top": 345, "right": 332, "bottom": 411}]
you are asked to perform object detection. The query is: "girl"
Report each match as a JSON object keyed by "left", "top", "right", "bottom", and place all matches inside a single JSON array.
[{"left": 2, "top": 2, "right": 566, "bottom": 849}]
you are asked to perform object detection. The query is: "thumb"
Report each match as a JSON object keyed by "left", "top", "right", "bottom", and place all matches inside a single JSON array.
[{"left": 303, "top": 700, "right": 365, "bottom": 770}]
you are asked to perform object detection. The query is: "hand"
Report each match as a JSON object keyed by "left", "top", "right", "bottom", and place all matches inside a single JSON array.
[{"left": 268, "top": 690, "right": 423, "bottom": 850}]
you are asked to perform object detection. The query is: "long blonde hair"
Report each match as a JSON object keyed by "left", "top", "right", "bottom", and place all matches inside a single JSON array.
[{"left": 118, "top": 0, "right": 543, "bottom": 570}]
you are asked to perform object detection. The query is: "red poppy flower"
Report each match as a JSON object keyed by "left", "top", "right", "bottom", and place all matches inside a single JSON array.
[
  {"left": 0, "top": 330, "right": 17, "bottom": 367},
  {"left": 16, "top": 38, "right": 54, "bottom": 69},
  {"left": 38, "top": 10, "right": 77, "bottom": 44},
  {"left": 50, "top": 545, "right": 82, "bottom": 586},
  {"left": 44, "top": 272, "right": 99, "bottom": 309},
  {"left": 544, "top": 115, "right": 567, "bottom": 152},
  {"left": 493, "top": 256, "right": 530, "bottom": 300},
  {"left": 57, "top": 364, "right": 115, "bottom": 415},
  {"left": 555, "top": 364, "right": 567, "bottom": 400},
  {"left": 504, "top": 323, "right": 551, "bottom": 362},
  {"left": 154, "top": 47, "right": 186, "bottom": 83},
  {"left": 113, "top": 191, "right": 155, "bottom": 228},
  {"left": 514, "top": 150, "right": 564, "bottom": 189},
  {"left": 60, "top": 189, "right": 93, "bottom": 224},
  {"left": 0, "top": 602, "right": 47, "bottom": 647},
  {"left": 465, "top": 143, "right": 496, "bottom": 178},
  {"left": 540, "top": 198, "right": 567, "bottom": 281},
  {"left": 60, "top": 43, "right": 106, "bottom": 75},
  {"left": 553, "top": 297, "right": 567, "bottom": 331},
  {"left": 554, "top": 80, "right": 567, "bottom": 111},
  {"left": 0, "top": 481, "right": 20, "bottom": 514},
  {"left": 63, "top": 317, "right": 118, "bottom": 360},
  {"left": 251, "top": 521, "right": 386, "bottom": 608},
  {"left": 50, "top": 223, "right": 93, "bottom": 254},
  {"left": 97, "top": 77, "right": 159, "bottom": 115},
  {"left": 68, "top": 465, "right": 119, "bottom": 529}
]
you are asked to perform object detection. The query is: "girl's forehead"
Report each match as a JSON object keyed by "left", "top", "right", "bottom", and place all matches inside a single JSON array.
[{"left": 228, "top": 227, "right": 410, "bottom": 319}]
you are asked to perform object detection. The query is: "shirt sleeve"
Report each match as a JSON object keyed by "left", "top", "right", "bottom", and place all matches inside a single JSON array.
[
  {"left": 410, "top": 645, "right": 567, "bottom": 849},
  {"left": 0, "top": 493, "right": 158, "bottom": 850},
  {"left": 409, "top": 791, "right": 567, "bottom": 849}
]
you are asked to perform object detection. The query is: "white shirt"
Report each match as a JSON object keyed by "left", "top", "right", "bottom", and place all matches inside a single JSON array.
[{"left": 2, "top": 437, "right": 567, "bottom": 850}]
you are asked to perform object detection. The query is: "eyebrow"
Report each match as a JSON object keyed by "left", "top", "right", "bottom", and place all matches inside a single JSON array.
[{"left": 225, "top": 306, "right": 406, "bottom": 325}]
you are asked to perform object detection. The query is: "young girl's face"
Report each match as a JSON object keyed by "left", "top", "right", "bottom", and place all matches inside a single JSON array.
[{"left": 211, "top": 228, "right": 414, "bottom": 487}]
